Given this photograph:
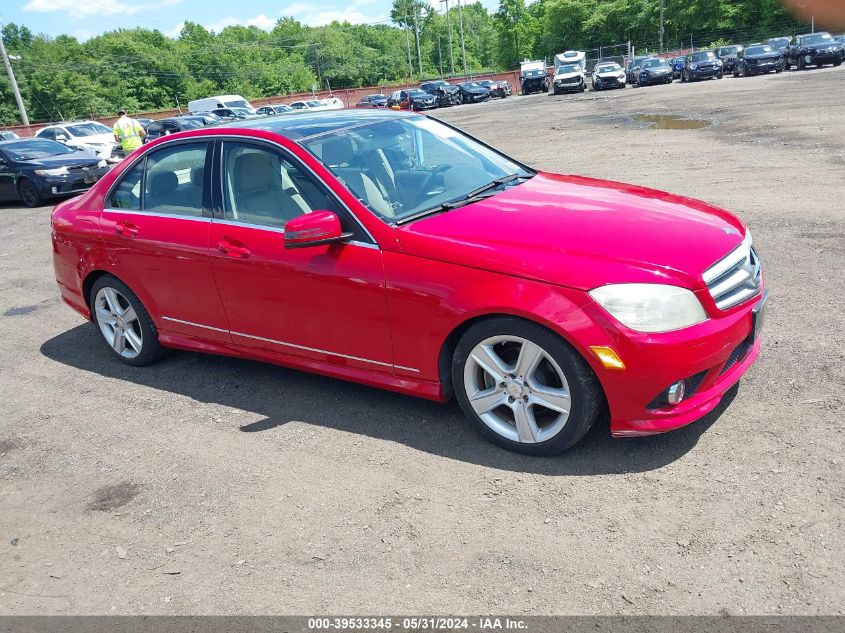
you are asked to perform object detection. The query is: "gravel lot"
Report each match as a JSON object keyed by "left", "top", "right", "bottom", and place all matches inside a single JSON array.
[{"left": 1, "top": 68, "right": 843, "bottom": 615}]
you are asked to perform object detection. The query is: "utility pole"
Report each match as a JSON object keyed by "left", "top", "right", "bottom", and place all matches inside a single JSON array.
[
  {"left": 811, "top": 16, "right": 815, "bottom": 33},
  {"left": 437, "top": 31, "right": 444, "bottom": 78},
  {"left": 0, "top": 25, "right": 29, "bottom": 126},
  {"left": 659, "top": 0, "right": 665, "bottom": 53},
  {"left": 413, "top": 5, "right": 423, "bottom": 77},
  {"left": 403, "top": 12, "right": 414, "bottom": 81},
  {"left": 441, "top": 0, "right": 455, "bottom": 75},
  {"left": 456, "top": 0, "right": 468, "bottom": 79}
]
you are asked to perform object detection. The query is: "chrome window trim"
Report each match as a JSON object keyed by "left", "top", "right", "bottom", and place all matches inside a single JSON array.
[
  {"left": 161, "top": 315, "right": 419, "bottom": 373},
  {"left": 102, "top": 208, "right": 212, "bottom": 223}
]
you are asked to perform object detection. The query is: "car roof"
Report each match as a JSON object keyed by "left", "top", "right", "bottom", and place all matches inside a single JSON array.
[{"left": 217, "top": 109, "right": 418, "bottom": 141}]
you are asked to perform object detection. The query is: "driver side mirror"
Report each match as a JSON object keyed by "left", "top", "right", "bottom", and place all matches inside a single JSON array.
[
  {"left": 284, "top": 211, "right": 353, "bottom": 249},
  {"left": 56, "top": 134, "right": 68, "bottom": 141}
]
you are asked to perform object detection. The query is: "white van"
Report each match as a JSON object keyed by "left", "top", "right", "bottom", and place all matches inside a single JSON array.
[{"left": 187, "top": 95, "right": 255, "bottom": 114}]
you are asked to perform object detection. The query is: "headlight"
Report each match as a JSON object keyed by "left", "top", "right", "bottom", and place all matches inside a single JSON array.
[
  {"left": 716, "top": 59, "right": 723, "bottom": 66},
  {"left": 690, "top": 63, "right": 699, "bottom": 70},
  {"left": 589, "top": 283, "right": 708, "bottom": 333},
  {"left": 97, "top": 159, "right": 107, "bottom": 168},
  {"left": 34, "top": 166, "right": 69, "bottom": 176},
  {"left": 618, "top": 73, "right": 625, "bottom": 79}
]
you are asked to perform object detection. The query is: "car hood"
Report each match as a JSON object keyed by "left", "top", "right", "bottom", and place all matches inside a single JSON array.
[
  {"left": 555, "top": 72, "right": 582, "bottom": 79},
  {"left": 595, "top": 70, "right": 623, "bottom": 77},
  {"left": 643, "top": 67, "right": 671, "bottom": 73},
  {"left": 395, "top": 172, "right": 746, "bottom": 291},
  {"left": 747, "top": 52, "right": 780, "bottom": 59},
  {"left": 805, "top": 42, "right": 840, "bottom": 50},
  {"left": 20, "top": 153, "right": 101, "bottom": 168}
]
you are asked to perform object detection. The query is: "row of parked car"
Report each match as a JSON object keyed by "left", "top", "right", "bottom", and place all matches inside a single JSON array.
[
  {"left": 354, "top": 78, "right": 512, "bottom": 111},
  {"left": 546, "top": 30, "right": 844, "bottom": 96},
  {"left": 625, "top": 31, "right": 844, "bottom": 87}
]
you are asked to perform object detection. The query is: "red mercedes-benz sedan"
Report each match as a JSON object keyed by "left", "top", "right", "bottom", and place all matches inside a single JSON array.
[{"left": 51, "top": 110, "right": 766, "bottom": 455}]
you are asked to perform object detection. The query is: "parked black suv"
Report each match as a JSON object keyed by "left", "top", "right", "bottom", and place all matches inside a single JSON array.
[
  {"left": 783, "top": 32, "right": 844, "bottom": 70},
  {"left": 714, "top": 45, "right": 744, "bottom": 74},
  {"left": 419, "top": 80, "right": 462, "bottom": 106},
  {"left": 144, "top": 117, "right": 205, "bottom": 143},
  {"left": 521, "top": 69, "right": 548, "bottom": 94},
  {"left": 733, "top": 44, "right": 783, "bottom": 76},
  {"left": 680, "top": 50, "right": 724, "bottom": 82}
]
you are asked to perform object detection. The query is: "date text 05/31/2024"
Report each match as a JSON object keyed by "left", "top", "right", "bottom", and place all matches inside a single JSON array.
[{"left": 307, "top": 617, "right": 528, "bottom": 630}]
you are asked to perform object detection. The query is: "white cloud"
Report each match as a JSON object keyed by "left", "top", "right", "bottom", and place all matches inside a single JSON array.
[
  {"left": 279, "top": 3, "right": 387, "bottom": 26},
  {"left": 202, "top": 13, "right": 277, "bottom": 33},
  {"left": 22, "top": 0, "right": 181, "bottom": 19}
]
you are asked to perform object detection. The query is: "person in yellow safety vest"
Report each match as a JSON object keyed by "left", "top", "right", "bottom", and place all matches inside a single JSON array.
[{"left": 112, "top": 110, "right": 146, "bottom": 153}]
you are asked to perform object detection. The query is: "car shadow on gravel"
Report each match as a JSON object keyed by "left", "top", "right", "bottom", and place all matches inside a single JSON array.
[{"left": 41, "top": 324, "right": 735, "bottom": 475}]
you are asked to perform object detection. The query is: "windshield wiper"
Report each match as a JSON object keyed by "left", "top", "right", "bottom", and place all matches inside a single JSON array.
[{"left": 396, "top": 173, "right": 529, "bottom": 225}]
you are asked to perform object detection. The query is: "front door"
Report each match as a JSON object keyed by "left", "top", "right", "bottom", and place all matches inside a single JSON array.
[
  {"left": 99, "top": 141, "right": 231, "bottom": 343},
  {"left": 208, "top": 139, "right": 394, "bottom": 374}
]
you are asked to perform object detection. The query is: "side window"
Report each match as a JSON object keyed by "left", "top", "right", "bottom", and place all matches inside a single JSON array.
[
  {"left": 222, "top": 141, "right": 343, "bottom": 230},
  {"left": 143, "top": 142, "right": 210, "bottom": 217},
  {"left": 39, "top": 128, "right": 55, "bottom": 140},
  {"left": 107, "top": 160, "right": 144, "bottom": 210},
  {"left": 147, "top": 123, "right": 162, "bottom": 136}
]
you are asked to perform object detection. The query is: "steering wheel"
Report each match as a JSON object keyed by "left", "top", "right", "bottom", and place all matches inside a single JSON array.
[{"left": 421, "top": 164, "right": 454, "bottom": 193}]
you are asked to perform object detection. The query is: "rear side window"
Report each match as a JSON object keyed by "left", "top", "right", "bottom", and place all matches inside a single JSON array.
[
  {"left": 106, "top": 142, "right": 210, "bottom": 216},
  {"left": 144, "top": 142, "right": 210, "bottom": 216},
  {"left": 107, "top": 161, "right": 144, "bottom": 210}
]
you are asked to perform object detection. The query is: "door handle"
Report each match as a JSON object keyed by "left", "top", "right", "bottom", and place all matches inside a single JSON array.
[
  {"left": 217, "top": 239, "right": 251, "bottom": 259},
  {"left": 115, "top": 220, "right": 139, "bottom": 237}
]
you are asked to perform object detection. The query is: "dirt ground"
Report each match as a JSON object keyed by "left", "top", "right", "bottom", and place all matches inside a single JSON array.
[{"left": 1, "top": 67, "right": 843, "bottom": 615}]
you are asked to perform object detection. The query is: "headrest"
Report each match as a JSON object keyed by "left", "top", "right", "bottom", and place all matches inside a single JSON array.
[
  {"left": 320, "top": 137, "right": 355, "bottom": 166},
  {"left": 233, "top": 152, "right": 279, "bottom": 192},
  {"left": 191, "top": 165, "right": 204, "bottom": 187},
  {"left": 148, "top": 171, "right": 178, "bottom": 196}
]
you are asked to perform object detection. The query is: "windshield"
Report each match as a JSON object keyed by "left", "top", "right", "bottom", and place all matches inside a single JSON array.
[
  {"left": 720, "top": 46, "right": 741, "bottom": 55},
  {"left": 556, "top": 65, "right": 579, "bottom": 74},
  {"left": 799, "top": 33, "right": 833, "bottom": 46},
  {"left": 690, "top": 51, "right": 717, "bottom": 62},
  {"left": 642, "top": 59, "right": 668, "bottom": 69},
  {"left": 223, "top": 99, "right": 251, "bottom": 109},
  {"left": 303, "top": 116, "right": 532, "bottom": 223},
  {"left": 768, "top": 37, "right": 790, "bottom": 48},
  {"left": 461, "top": 83, "right": 481, "bottom": 89},
  {"left": 595, "top": 64, "right": 619, "bottom": 73},
  {"left": 2, "top": 139, "right": 75, "bottom": 160},
  {"left": 65, "top": 122, "right": 112, "bottom": 137},
  {"left": 526, "top": 70, "right": 545, "bottom": 77},
  {"left": 746, "top": 45, "right": 775, "bottom": 55},
  {"left": 408, "top": 89, "right": 428, "bottom": 96},
  {"left": 179, "top": 119, "right": 204, "bottom": 129},
  {"left": 306, "top": 101, "right": 322, "bottom": 107}
]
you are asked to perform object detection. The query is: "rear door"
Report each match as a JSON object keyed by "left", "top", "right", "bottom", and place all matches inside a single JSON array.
[{"left": 100, "top": 141, "right": 231, "bottom": 342}]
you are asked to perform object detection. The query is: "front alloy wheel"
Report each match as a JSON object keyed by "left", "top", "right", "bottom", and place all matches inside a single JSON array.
[{"left": 453, "top": 318, "right": 602, "bottom": 455}]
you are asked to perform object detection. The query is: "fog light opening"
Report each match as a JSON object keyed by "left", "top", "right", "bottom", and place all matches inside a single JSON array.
[{"left": 667, "top": 380, "right": 686, "bottom": 405}]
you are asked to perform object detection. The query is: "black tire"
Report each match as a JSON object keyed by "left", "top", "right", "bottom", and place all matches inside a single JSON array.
[
  {"left": 797, "top": 57, "right": 805, "bottom": 70},
  {"left": 834, "top": 60, "right": 842, "bottom": 67},
  {"left": 452, "top": 317, "right": 603, "bottom": 456},
  {"left": 89, "top": 274, "right": 164, "bottom": 367},
  {"left": 17, "top": 178, "right": 43, "bottom": 208},
  {"left": 717, "top": 71, "right": 723, "bottom": 79}
]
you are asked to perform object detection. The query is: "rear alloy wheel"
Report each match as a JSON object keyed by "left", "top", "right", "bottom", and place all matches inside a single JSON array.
[
  {"left": 453, "top": 318, "right": 602, "bottom": 455},
  {"left": 17, "top": 178, "right": 43, "bottom": 208},
  {"left": 90, "top": 275, "right": 163, "bottom": 366}
]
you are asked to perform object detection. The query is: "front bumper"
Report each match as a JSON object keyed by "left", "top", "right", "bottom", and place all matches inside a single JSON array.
[
  {"left": 803, "top": 50, "right": 842, "bottom": 64},
  {"left": 37, "top": 167, "right": 110, "bottom": 197},
  {"left": 554, "top": 81, "right": 582, "bottom": 92},
  {"left": 562, "top": 286, "right": 766, "bottom": 437},
  {"left": 639, "top": 73, "right": 672, "bottom": 85},
  {"left": 412, "top": 101, "right": 438, "bottom": 110},
  {"left": 594, "top": 77, "right": 625, "bottom": 88},
  {"left": 747, "top": 59, "right": 781, "bottom": 72}
]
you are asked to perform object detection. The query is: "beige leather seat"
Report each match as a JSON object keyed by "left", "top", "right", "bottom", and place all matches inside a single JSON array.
[
  {"left": 320, "top": 137, "right": 393, "bottom": 218},
  {"left": 145, "top": 170, "right": 195, "bottom": 214},
  {"left": 230, "top": 151, "right": 309, "bottom": 227}
]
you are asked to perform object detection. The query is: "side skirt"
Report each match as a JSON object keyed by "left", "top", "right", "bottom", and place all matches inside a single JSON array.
[{"left": 158, "top": 331, "right": 447, "bottom": 402}]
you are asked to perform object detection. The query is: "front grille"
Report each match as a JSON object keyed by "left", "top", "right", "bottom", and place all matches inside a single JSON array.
[{"left": 703, "top": 234, "right": 762, "bottom": 310}]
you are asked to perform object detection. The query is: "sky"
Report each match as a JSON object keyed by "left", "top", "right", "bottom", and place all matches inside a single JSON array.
[{"left": 2, "top": 0, "right": 499, "bottom": 41}]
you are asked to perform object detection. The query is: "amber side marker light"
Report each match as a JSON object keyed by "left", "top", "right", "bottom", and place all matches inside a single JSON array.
[{"left": 590, "top": 346, "right": 626, "bottom": 370}]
